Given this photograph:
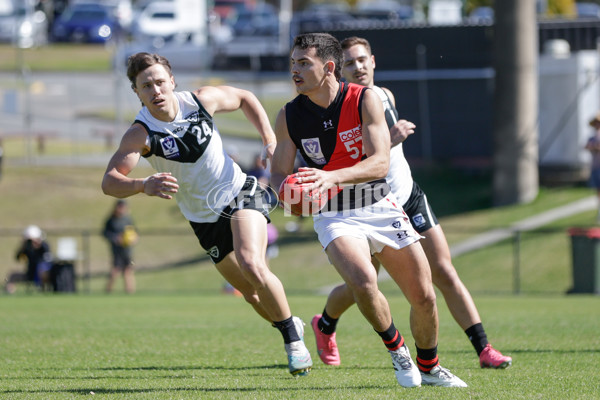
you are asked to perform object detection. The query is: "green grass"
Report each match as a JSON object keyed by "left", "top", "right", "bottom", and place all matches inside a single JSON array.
[
  {"left": 1, "top": 294, "right": 598, "bottom": 399},
  {"left": 0, "top": 44, "right": 113, "bottom": 72},
  {"left": 1, "top": 41, "right": 598, "bottom": 399},
  {"left": 0, "top": 162, "right": 596, "bottom": 295}
]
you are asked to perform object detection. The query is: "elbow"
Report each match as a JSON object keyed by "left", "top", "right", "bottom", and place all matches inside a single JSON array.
[
  {"left": 101, "top": 175, "right": 113, "bottom": 196},
  {"left": 373, "top": 158, "right": 389, "bottom": 180}
]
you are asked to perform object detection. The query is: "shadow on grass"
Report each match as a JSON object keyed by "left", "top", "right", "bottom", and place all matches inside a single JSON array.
[{"left": 2, "top": 383, "right": 391, "bottom": 396}]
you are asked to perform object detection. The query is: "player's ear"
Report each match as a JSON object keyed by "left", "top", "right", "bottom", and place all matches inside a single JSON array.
[
  {"left": 371, "top": 54, "right": 376, "bottom": 69},
  {"left": 324, "top": 61, "right": 334, "bottom": 75}
]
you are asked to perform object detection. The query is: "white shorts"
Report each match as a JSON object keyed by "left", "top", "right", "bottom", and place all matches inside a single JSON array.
[{"left": 313, "top": 193, "right": 422, "bottom": 254}]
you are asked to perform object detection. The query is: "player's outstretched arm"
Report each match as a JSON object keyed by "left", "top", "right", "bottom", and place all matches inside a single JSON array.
[{"left": 195, "top": 86, "right": 276, "bottom": 155}]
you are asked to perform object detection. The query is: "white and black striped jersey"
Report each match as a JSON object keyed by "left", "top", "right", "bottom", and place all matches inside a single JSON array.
[{"left": 136, "top": 91, "right": 246, "bottom": 223}]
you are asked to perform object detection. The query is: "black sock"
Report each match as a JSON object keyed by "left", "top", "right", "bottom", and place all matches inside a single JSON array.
[
  {"left": 416, "top": 345, "right": 439, "bottom": 373},
  {"left": 465, "top": 323, "right": 489, "bottom": 356},
  {"left": 375, "top": 321, "right": 404, "bottom": 351},
  {"left": 273, "top": 316, "right": 300, "bottom": 344},
  {"left": 318, "top": 309, "right": 338, "bottom": 335}
]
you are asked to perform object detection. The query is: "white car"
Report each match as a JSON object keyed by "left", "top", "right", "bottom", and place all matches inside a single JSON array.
[
  {"left": 0, "top": 0, "right": 48, "bottom": 48},
  {"left": 131, "top": 1, "right": 186, "bottom": 45}
]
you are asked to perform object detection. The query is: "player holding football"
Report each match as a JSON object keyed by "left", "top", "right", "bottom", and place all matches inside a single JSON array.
[
  {"left": 271, "top": 33, "right": 466, "bottom": 388},
  {"left": 101, "top": 52, "right": 312, "bottom": 376},
  {"left": 310, "top": 36, "right": 512, "bottom": 370}
]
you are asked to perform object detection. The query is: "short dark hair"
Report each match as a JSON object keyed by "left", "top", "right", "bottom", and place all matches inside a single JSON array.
[
  {"left": 293, "top": 33, "right": 343, "bottom": 80},
  {"left": 126, "top": 52, "right": 173, "bottom": 89},
  {"left": 340, "top": 36, "right": 372, "bottom": 55}
]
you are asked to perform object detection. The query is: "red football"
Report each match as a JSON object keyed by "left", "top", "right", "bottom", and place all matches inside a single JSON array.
[{"left": 278, "top": 174, "right": 327, "bottom": 216}]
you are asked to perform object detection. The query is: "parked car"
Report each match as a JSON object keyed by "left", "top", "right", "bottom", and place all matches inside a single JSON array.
[
  {"left": 52, "top": 2, "right": 122, "bottom": 43},
  {"left": 291, "top": 4, "right": 355, "bottom": 36},
  {"left": 131, "top": 1, "right": 189, "bottom": 44},
  {"left": 576, "top": 2, "right": 600, "bottom": 18},
  {"left": 353, "top": 0, "right": 413, "bottom": 22},
  {"left": 468, "top": 6, "right": 494, "bottom": 24},
  {"left": 213, "top": 0, "right": 253, "bottom": 21},
  {"left": 0, "top": 0, "right": 48, "bottom": 48},
  {"left": 114, "top": 38, "right": 212, "bottom": 71},
  {"left": 229, "top": 3, "right": 279, "bottom": 37}
]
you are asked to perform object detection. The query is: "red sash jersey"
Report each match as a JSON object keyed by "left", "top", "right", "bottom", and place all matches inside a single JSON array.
[{"left": 285, "top": 82, "right": 390, "bottom": 211}]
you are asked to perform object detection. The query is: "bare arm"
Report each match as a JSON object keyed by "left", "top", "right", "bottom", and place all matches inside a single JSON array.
[
  {"left": 382, "top": 86, "right": 416, "bottom": 147},
  {"left": 101, "top": 124, "right": 178, "bottom": 199},
  {"left": 270, "top": 107, "right": 298, "bottom": 190},
  {"left": 195, "top": 86, "right": 277, "bottom": 165},
  {"left": 295, "top": 89, "right": 390, "bottom": 191}
]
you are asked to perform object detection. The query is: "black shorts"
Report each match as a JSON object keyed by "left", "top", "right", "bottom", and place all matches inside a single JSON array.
[
  {"left": 401, "top": 181, "right": 439, "bottom": 234},
  {"left": 190, "top": 176, "right": 271, "bottom": 264},
  {"left": 112, "top": 249, "right": 133, "bottom": 269}
]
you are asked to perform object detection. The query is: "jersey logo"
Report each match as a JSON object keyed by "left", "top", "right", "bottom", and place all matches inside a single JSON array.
[
  {"left": 412, "top": 213, "right": 426, "bottom": 227},
  {"left": 339, "top": 124, "right": 363, "bottom": 159},
  {"left": 208, "top": 246, "right": 219, "bottom": 259},
  {"left": 396, "top": 230, "right": 410, "bottom": 241},
  {"left": 185, "top": 111, "right": 200, "bottom": 123},
  {"left": 301, "top": 138, "right": 326, "bottom": 165},
  {"left": 160, "top": 136, "right": 180, "bottom": 158},
  {"left": 323, "top": 119, "right": 334, "bottom": 130}
]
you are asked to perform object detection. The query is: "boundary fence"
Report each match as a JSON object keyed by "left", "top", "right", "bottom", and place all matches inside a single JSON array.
[{"left": 0, "top": 225, "right": 584, "bottom": 296}]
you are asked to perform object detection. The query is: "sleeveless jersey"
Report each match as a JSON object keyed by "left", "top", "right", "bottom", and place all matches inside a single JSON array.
[
  {"left": 371, "top": 86, "right": 413, "bottom": 206},
  {"left": 285, "top": 82, "right": 389, "bottom": 211},
  {"left": 136, "top": 91, "right": 246, "bottom": 223}
]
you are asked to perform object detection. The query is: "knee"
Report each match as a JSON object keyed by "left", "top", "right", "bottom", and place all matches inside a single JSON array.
[
  {"left": 237, "top": 254, "right": 269, "bottom": 287},
  {"left": 348, "top": 278, "right": 379, "bottom": 301},
  {"left": 410, "top": 287, "right": 437, "bottom": 312},
  {"left": 430, "top": 260, "right": 461, "bottom": 291}
]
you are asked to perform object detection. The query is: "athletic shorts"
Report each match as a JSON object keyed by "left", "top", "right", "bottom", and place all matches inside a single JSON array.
[
  {"left": 400, "top": 181, "right": 439, "bottom": 234},
  {"left": 189, "top": 176, "right": 271, "bottom": 264},
  {"left": 112, "top": 247, "right": 133, "bottom": 269},
  {"left": 313, "top": 192, "right": 422, "bottom": 255}
]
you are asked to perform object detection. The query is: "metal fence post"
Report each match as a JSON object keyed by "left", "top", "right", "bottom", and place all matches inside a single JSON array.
[
  {"left": 82, "top": 230, "right": 91, "bottom": 294},
  {"left": 513, "top": 230, "right": 521, "bottom": 294}
]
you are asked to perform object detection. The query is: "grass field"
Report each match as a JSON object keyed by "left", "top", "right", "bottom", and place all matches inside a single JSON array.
[
  {"left": 1, "top": 43, "right": 599, "bottom": 398},
  {"left": 1, "top": 163, "right": 598, "bottom": 398},
  {"left": 0, "top": 44, "right": 113, "bottom": 72},
  {"left": 1, "top": 293, "right": 599, "bottom": 399}
]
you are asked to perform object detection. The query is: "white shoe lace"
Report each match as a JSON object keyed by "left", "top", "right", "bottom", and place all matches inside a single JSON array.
[
  {"left": 390, "top": 347, "right": 414, "bottom": 370},
  {"left": 431, "top": 366, "right": 453, "bottom": 379}
]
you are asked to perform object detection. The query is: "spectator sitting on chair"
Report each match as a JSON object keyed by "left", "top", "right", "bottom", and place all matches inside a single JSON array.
[{"left": 5, "top": 225, "right": 53, "bottom": 294}]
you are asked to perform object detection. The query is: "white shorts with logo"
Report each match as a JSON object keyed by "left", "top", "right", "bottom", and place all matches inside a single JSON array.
[{"left": 313, "top": 193, "right": 422, "bottom": 255}]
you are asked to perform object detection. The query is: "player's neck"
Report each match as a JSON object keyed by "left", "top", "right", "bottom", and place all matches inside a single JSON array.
[{"left": 307, "top": 80, "right": 340, "bottom": 109}]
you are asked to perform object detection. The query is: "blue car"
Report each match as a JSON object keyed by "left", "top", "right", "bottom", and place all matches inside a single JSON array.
[{"left": 52, "top": 2, "right": 121, "bottom": 44}]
